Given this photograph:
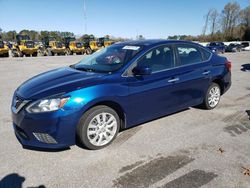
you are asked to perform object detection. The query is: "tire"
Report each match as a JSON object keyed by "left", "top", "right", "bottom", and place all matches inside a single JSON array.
[
  {"left": 32, "top": 52, "right": 37, "bottom": 57},
  {"left": 66, "top": 49, "right": 72, "bottom": 55},
  {"left": 4, "top": 52, "right": 9, "bottom": 57},
  {"left": 19, "top": 51, "right": 23, "bottom": 57},
  {"left": 77, "top": 105, "right": 120, "bottom": 150},
  {"left": 47, "top": 49, "right": 54, "bottom": 56},
  {"left": 202, "top": 83, "right": 221, "bottom": 110},
  {"left": 85, "top": 47, "right": 92, "bottom": 55}
]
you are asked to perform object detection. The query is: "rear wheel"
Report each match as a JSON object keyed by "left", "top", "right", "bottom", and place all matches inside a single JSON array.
[
  {"left": 32, "top": 52, "right": 37, "bottom": 57},
  {"left": 202, "top": 83, "right": 221, "bottom": 109},
  {"left": 77, "top": 105, "right": 120, "bottom": 150}
]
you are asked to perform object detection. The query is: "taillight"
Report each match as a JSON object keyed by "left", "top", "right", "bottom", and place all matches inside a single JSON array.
[{"left": 226, "top": 61, "right": 232, "bottom": 71}]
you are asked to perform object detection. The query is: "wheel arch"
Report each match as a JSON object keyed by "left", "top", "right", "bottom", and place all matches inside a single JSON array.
[
  {"left": 83, "top": 100, "right": 126, "bottom": 130},
  {"left": 212, "top": 78, "right": 225, "bottom": 95}
]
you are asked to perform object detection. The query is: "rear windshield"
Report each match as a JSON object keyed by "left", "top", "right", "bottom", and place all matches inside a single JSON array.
[
  {"left": 241, "top": 42, "right": 249, "bottom": 47},
  {"left": 209, "top": 42, "right": 223, "bottom": 46},
  {"left": 74, "top": 44, "right": 143, "bottom": 73}
]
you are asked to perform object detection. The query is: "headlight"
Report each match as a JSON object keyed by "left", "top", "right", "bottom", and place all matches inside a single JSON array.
[{"left": 26, "top": 97, "right": 69, "bottom": 113}]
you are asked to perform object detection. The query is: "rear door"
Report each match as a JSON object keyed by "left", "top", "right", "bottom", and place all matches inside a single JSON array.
[{"left": 172, "top": 43, "right": 212, "bottom": 109}]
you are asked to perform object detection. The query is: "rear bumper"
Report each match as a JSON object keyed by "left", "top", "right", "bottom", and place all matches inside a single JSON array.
[{"left": 222, "top": 71, "right": 231, "bottom": 95}]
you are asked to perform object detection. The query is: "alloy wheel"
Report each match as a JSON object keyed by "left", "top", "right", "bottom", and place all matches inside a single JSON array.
[{"left": 87, "top": 112, "right": 117, "bottom": 146}]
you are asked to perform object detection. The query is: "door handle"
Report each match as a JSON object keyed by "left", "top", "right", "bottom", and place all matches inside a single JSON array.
[
  {"left": 168, "top": 78, "right": 179, "bottom": 83},
  {"left": 202, "top": 71, "right": 211, "bottom": 75}
]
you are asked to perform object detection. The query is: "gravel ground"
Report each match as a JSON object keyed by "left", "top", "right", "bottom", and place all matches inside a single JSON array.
[{"left": 0, "top": 52, "right": 250, "bottom": 188}]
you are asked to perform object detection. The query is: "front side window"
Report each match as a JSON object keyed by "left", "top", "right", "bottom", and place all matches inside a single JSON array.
[
  {"left": 176, "top": 44, "right": 203, "bottom": 66},
  {"left": 137, "top": 45, "right": 174, "bottom": 73}
]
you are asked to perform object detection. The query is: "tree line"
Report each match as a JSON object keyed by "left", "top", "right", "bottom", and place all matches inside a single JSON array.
[
  {"left": 0, "top": 28, "right": 130, "bottom": 42},
  {"left": 169, "top": 2, "right": 250, "bottom": 42}
]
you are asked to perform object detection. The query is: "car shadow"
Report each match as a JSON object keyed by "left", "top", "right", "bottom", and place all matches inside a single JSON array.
[
  {"left": 22, "top": 145, "right": 70, "bottom": 152},
  {"left": 241, "top": 64, "right": 250, "bottom": 71},
  {"left": 0, "top": 173, "right": 46, "bottom": 188},
  {"left": 77, "top": 108, "right": 191, "bottom": 150},
  {"left": 21, "top": 108, "right": 192, "bottom": 151}
]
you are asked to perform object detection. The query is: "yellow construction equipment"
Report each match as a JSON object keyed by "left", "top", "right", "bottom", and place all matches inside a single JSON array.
[
  {"left": 97, "top": 37, "right": 115, "bottom": 48},
  {"left": 64, "top": 37, "right": 85, "bottom": 55},
  {"left": 11, "top": 34, "right": 38, "bottom": 57},
  {"left": 0, "top": 37, "right": 9, "bottom": 57},
  {"left": 42, "top": 37, "right": 66, "bottom": 56}
]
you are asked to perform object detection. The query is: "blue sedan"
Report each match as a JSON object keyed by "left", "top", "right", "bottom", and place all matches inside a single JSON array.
[
  {"left": 207, "top": 42, "right": 226, "bottom": 54},
  {"left": 11, "top": 40, "right": 231, "bottom": 150}
]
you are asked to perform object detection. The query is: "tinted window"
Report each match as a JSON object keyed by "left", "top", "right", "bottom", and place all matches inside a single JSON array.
[
  {"left": 177, "top": 45, "right": 203, "bottom": 66},
  {"left": 137, "top": 45, "right": 174, "bottom": 73},
  {"left": 241, "top": 42, "right": 249, "bottom": 47}
]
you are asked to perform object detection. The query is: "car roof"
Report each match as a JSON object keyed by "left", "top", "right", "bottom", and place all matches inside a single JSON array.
[{"left": 115, "top": 39, "right": 199, "bottom": 48}]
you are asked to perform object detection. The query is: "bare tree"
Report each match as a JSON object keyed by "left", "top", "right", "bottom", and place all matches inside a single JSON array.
[
  {"left": 240, "top": 6, "right": 250, "bottom": 27},
  {"left": 221, "top": 2, "right": 241, "bottom": 38},
  {"left": 202, "top": 9, "right": 212, "bottom": 35},
  {"left": 209, "top": 9, "right": 219, "bottom": 35}
]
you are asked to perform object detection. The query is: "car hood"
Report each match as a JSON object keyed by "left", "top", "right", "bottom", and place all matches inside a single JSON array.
[{"left": 16, "top": 67, "right": 106, "bottom": 99}]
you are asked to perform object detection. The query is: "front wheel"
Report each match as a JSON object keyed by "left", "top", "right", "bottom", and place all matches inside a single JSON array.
[
  {"left": 202, "top": 83, "right": 221, "bottom": 109},
  {"left": 77, "top": 105, "right": 120, "bottom": 150}
]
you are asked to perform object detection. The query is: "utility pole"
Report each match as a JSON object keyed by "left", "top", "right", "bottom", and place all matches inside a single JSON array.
[{"left": 84, "top": 0, "right": 87, "bottom": 34}]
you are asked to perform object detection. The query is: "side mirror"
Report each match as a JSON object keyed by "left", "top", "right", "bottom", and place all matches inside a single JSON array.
[{"left": 132, "top": 66, "right": 152, "bottom": 76}]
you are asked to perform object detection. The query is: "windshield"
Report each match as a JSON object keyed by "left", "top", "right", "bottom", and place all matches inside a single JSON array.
[
  {"left": 0, "top": 40, "right": 4, "bottom": 48},
  {"left": 74, "top": 44, "right": 143, "bottom": 73},
  {"left": 19, "top": 35, "right": 30, "bottom": 41},
  {"left": 210, "top": 42, "right": 219, "bottom": 46},
  {"left": 56, "top": 42, "right": 63, "bottom": 48}
]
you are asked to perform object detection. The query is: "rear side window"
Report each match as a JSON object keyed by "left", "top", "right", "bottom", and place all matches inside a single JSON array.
[
  {"left": 200, "top": 48, "right": 212, "bottom": 61},
  {"left": 176, "top": 44, "right": 203, "bottom": 66}
]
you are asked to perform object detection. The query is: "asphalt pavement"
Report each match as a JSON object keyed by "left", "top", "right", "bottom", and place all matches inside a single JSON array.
[{"left": 0, "top": 52, "right": 250, "bottom": 188}]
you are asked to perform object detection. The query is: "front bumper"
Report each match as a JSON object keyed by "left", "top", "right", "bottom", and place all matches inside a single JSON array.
[
  {"left": 51, "top": 48, "right": 65, "bottom": 53},
  {"left": 11, "top": 104, "right": 81, "bottom": 149},
  {"left": 22, "top": 48, "right": 38, "bottom": 55},
  {"left": 0, "top": 49, "right": 9, "bottom": 54},
  {"left": 72, "top": 48, "right": 85, "bottom": 53}
]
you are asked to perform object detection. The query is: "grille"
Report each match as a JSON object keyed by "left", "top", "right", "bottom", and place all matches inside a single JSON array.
[
  {"left": 76, "top": 43, "right": 83, "bottom": 48},
  {"left": 14, "top": 96, "right": 24, "bottom": 109},
  {"left": 56, "top": 42, "right": 63, "bottom": 48},
  {"left": 13, "top": 95, "right": 29, "bottom": 113},
  {"left": 25, "top": 41, "right": 34, "bottom": 48},
  {"left": 33, "top": 133, "right": 57, "bottom": 144}
]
